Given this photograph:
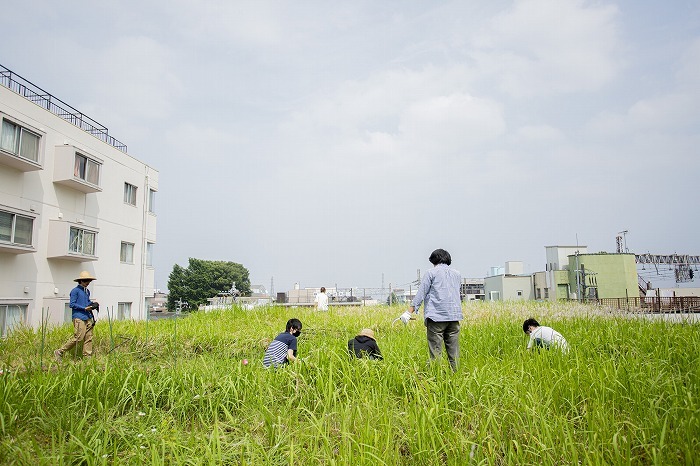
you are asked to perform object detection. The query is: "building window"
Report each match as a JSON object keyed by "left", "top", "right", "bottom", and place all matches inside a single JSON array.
[
  {"left": 517, "top": 290, "right": 523, "bottom": 297},
  {"left": 0, "top": 210, "right": 33, "bottom": 246},
  {"left": 536, "top": 288, "right": 541, "bottom": 299},
  {"left": 544, "top": 288, "right": 549, "bottom": 299},
  {"left": 0, "top": 304, "right": 26, "bottom": 338},
  {"left": 74, "top": 153, "right": 101, "bottom": 185},
  {"left": 117, "top": 302, "right": 131, "bottom": 321},
  {"left": 146, "top": 242, "right": 154, "bottom": 266},
  {"left": 69, "top": 227, "right": 96, "bottom": 256},
  {"left": 120, "top": 242, "right": 134, "bottom": 263},
  {"left": 148, "top": 189, "right": 156, "bottom": 213},
  {"left": 124, "top": 183, "right": 137, "bottom": 206},
  {"left": 0, "top": 119, "right": 40, "bottom": 163}
]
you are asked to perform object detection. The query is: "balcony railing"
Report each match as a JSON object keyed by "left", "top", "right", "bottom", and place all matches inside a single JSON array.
[{"left": 0, "top": 64, "right": 127, "bottom": 153}]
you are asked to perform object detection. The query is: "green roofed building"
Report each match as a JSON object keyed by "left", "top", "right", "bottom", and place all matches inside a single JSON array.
[{"left": 567, "top": 252, "right": 638, "bottom": 300}]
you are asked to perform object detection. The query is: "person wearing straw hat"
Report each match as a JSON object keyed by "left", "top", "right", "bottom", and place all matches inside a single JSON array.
[
  {"left": 54, "top": 271, "right": 99, "bottom": 362},
  {"left": 348, "top": 328, "right": 383, "bottom": 360}
]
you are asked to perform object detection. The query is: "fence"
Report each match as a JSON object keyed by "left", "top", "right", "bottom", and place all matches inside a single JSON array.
[
  {"left": 594, "top": 296, "right": 700, "bottom": 313},
  {"left": 281, "top": 288, "right": 397, "bottom": 306},
  {"left": 0, "top": 64, "right": 128, "bottom": 152}
]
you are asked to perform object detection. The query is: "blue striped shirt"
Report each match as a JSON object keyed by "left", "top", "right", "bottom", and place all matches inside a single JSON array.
[
  {"left": 263, "top": 332, "right": 297, "bottom": 368},
  {"left": 412, "top": 264, "right": 463, "bottom": 322}
]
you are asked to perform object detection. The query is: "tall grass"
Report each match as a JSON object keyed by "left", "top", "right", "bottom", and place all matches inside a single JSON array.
[{"left": 0, "top": 301, "right": 698, "bottom": 464}]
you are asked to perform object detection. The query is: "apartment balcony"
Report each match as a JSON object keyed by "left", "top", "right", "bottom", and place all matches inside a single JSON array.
[
  {"left": 0, "top": 241, "right": 35, "bottom": 254},
  {"left": 47, "top": 219, "right": 98, "bottom": 262},
  {"left": 53, "top": 145, "right": 102, "bottom": 193},
  {"left": 0, "top": 145, "right": 42, "bottom": 172},
  {"left": 0, "top": 114, "right": 43, "bottom": 172},
  {"left": 0, "top": 207, "right": 36, "bottom": 254}
]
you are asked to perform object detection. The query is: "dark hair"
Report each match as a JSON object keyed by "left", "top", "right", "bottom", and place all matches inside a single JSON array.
[
  {"left": 320, "top": 287, "right": 326, "bottom": 293},
  {"left": 522, "top": 318, "right": 540, "bottom": 333},
  {"left": 429, "top": 249, "right": 452, "bottom": 266},
  {"left": 286, "top": 318, "right": 303, "bottom": 332}
]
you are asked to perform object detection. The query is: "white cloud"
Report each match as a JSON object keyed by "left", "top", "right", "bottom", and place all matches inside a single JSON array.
[
  {"left": 514, "top": 124, "right": 565, "bottom": 143},
  {"left": 90, "top": 36, "right": 184, "bottom": 120},
  {"left": 472, "top": 0, "right": 621, "bottom": 97},
  {"left": 676, "top": 37, "right": 700, "bottom": 90},
  {"left": 398, "top": 93, "right": 505, "bottom": 155},
  {"left": 587, "top": 38, "right": 700, "bottom": 138}
]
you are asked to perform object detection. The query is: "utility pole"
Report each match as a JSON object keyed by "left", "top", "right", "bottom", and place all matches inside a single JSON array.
[{"left": 575, "top": 251, "right": 581, "bottom": 301}]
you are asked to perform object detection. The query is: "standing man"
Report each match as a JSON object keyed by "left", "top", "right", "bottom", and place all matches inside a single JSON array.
[
  {"left": 315, "top": 287, "right": 329, "bottom": 311},
  {"left": 409, "top": 249, "right": 463, "bottom": 371},
  {"left": 54, "top": 271, "right": 99, "bottom": 362}
]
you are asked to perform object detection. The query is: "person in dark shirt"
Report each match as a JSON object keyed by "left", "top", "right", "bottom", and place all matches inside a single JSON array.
[
  {"left": 348, "top": 328, "right": 383, "bottom": 360},
  {"left": 263, "top": 318, "right": 302, "bottom": 367}
]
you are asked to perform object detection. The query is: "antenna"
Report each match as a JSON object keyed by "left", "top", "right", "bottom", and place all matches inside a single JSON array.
[{"left": 617, "top": 230, "right": 629, "bottom": 253}]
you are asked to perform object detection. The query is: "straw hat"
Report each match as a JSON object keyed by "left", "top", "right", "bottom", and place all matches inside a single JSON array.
[
  {"left": 74, "top": 271, "right": 97, "bottom": 282},
  {"left": 358, "top": 328, "right": 375, "bottom": 339}
]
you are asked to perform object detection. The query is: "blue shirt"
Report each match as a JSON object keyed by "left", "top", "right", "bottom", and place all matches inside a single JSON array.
[
  {"left": 412, "top": 264, "right": 463, "bottom": 322},
  {"left": 69, "top": 284, "right": 94, "bottom": 321}
]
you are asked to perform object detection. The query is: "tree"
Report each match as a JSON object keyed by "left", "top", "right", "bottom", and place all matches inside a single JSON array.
[{"left": 167, "top": 258, "right": 250, "bottom": 310}]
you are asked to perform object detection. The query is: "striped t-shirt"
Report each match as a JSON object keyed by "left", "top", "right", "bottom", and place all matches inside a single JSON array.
[{"left": 263, "top": 332, "right": 297, "bottom": 367}]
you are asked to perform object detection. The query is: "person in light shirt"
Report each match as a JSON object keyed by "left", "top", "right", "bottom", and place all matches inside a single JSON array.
[
  {"left": 523, "top": 318, "right": 569, "bottom": 353},
  {"left": 409, "top": 248, "right": 463, "bottom": 371},
  {"left": 315, "top": 287, "right": 329, "bottom": 311}
]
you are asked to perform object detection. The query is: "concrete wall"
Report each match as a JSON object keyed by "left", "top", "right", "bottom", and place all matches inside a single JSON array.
[
  {"left": 567, "top": 253, "right": 637, "bottom": 299},
  {"left": 0, "top": 84, "right": 158, "bottom": 330},
  {"left": 484, "top": 274, "right": 533, "bottom": 301}
]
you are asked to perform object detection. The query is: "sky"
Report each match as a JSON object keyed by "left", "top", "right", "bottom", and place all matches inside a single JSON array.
[{"left": 2, "top": 0, "right": 699, "bottom": 293}]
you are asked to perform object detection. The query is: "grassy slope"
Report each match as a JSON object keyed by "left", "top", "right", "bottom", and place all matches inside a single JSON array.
[{"left": 0, "top": 302, "right": 698, "bottom": 465}]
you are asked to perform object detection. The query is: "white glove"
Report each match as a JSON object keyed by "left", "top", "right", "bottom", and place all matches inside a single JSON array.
[{"left": 390, "top": 310, "right": 412, "bottom": 325}]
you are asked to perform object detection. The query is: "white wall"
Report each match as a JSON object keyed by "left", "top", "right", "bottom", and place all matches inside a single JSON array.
[{"left": 0, "top": 85, "right": 158, "bottom": 330}]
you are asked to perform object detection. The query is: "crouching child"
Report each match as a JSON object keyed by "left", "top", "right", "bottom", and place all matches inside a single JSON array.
[
  {"left": 523, "top": 318, "right": 569, "bottom": 353},
  {"left": 348, "top": 328, "right": 383, "bottom": 360},
  {"left": 263, "top": 318, "right": 303, "bottom": 368}
]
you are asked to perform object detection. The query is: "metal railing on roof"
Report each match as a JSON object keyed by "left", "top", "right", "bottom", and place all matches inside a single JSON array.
[{"left": 0, "top": 64, "right": 127, "bottom": 153}]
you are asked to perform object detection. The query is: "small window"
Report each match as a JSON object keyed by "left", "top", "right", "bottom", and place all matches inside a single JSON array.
[
  {"left": 124, "top": 183, "right": 137, "bottom": 206},
  {"left": 148, "top": 189, "right": 156, "bottom": 213},
  {"left": 0, "top": 119, "right": 40, "bottom": 163},
  {"left": 517, "top": 290, "right": 523, "bottom": 297},
  {"left": 0, "top": 304, "right": 26, "bottom": 338},
  {"left": 0, "top": 210, "right": 34, "bottom": 246},
  {"left": 69, "top": 227, "right": 96, "bottom": 256},
  {"left": 536, "top": 288, "right": 541, "bottom": 299},
  {"left": 74, "top": 153, "right": 101, "bottom": 185},
  {"left": 544, "top": 288, "right": 549, "bottom": 299},
  {"left": 146, "top": 242, "right": 154, "bottom": 267},
  {"left": 117, "top": 302, "right": 132, "bottom": 321},
  {"left": 120, "top": 242, "right": 134, "bottom": 263}
]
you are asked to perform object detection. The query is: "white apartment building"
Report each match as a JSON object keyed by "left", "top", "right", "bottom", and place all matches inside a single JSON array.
[{"left": 0, "top": 65, "right": 158, "bottom": 335}]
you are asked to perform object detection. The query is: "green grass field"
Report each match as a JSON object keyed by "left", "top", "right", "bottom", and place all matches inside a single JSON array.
[{"left": 0, "top": 301, "right": 698, "bottom": 465}]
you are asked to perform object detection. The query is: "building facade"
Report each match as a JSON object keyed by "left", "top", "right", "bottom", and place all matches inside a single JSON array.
[
  {"left": 484, "top": 262, "right": 534, "bottom": 301},
  {"left": 461, "top": 278, "right": 485, "bottom": 300},
  {"left": 0, "top": 66, "right": 158, "bottom": 335},
  {"left": 566, "top": 252, "right": 638, "bottom": 300}
]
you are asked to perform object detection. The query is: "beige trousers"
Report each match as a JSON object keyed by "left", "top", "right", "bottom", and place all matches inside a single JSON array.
[{"left": 57, "top": 318, "right": 95, "bottom": 357}]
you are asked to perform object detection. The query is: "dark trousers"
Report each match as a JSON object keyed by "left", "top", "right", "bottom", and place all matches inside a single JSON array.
[{"left": 426, "top": 319, "right": 460, "bottom": 371}]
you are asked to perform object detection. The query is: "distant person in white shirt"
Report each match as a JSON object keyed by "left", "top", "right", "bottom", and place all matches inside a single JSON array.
[
  {"left": 523, "top": 318, "right": 569, "bottom": 353},
  {"left": 315, "top": 287, "right": 329, "bottom": 311}
]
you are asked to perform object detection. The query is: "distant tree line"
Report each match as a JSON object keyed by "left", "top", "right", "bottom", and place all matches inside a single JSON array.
[{"left": 167, "top": 258, "right": 250, "bottom": 311}]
